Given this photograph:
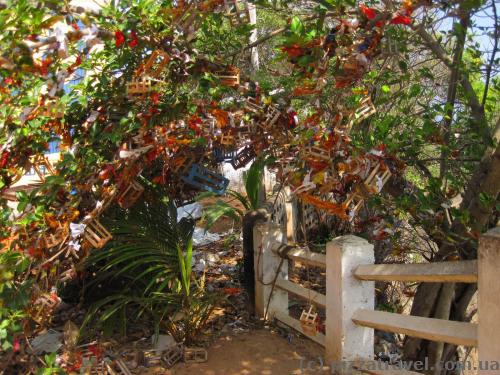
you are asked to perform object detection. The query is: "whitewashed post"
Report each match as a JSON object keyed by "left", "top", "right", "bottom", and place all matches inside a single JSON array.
[
  {"left": 478, "top": 227, "right": 500, "bottom": 374},
  {"left": 325, "top": 235, "right": 375, "bottom": 366},
  {"left": 284, "top": 187, "right": 296, "bottom": 243},
  {"left": 253, "top": 222, "right": 288, "bottom": 319}
]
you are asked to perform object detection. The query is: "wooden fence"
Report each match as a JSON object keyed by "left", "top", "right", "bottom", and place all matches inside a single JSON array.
[{"left": 253, "top": 219, "right": 500, "bottom": 374}]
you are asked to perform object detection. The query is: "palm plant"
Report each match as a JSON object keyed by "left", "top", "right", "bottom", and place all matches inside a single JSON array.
[{"left": 82, "top": 194, "right": 217, "bottom": 344}]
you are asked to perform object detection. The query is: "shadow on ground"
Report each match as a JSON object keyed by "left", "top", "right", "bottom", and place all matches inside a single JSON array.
[{"left": 173, "top": 329, "right": 325, "bottom": 375}]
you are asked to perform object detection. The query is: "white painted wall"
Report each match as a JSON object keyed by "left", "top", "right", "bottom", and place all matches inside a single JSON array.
[{"left": 222, "top": 162, "right": 250, "bottom": 194}]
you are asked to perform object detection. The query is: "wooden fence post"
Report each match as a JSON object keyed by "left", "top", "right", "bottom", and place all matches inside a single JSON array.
[
  {"left": 253, "top": 222, "right": 288, "bottom": 319},
  {"left": 325, "top": 235, "right": 375, "bottom": 366},
  {"left": 478, "top": 227, "right": 500, "bottom": 374}
]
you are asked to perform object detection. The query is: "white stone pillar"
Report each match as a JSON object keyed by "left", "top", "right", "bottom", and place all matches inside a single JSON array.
[
  {"left": 478, "top": 227, "right": 500, "bottom": 374},
  {"left": 284, "top": 186, "right": 295, "bottom": 243},
  {"left": 253, "top": 222, "right": 288, "bottom": 319},
  {"left": 325, "top": 235, "right": 375, "bottom": 366}
]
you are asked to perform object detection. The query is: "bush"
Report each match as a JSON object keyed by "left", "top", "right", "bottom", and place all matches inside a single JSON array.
[{"left": 82, "top": 193, "right": 218, "bottom": 344}]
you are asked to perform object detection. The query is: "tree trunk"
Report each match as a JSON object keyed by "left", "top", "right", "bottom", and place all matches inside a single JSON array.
[
  {"left": 403, "top": 133, "right": 500, "bottom": 368},
  {"left": 246, "top": 1, "right": 259, "bottom": 71}
]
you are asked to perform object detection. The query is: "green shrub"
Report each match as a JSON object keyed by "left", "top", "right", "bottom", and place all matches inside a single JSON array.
[{"left": 82, "top": 194, "right": 218, "bottom": 344}]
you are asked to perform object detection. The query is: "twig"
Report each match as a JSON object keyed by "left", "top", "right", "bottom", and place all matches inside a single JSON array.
[{"left": 481, "top": 0, "right": 498, "bottom": 108}]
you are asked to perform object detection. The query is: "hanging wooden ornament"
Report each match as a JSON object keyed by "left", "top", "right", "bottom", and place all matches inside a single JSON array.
[
  {"left": 181, "top": 164, "right": 229, "bottom": 195},
  {"left": 213, "top": 148, "right": 237, "bottom": 163},
  {"left": 215, "top": 66, "right": 240, "bottom": 88},
  {"left": 234, "top": 121, "right": 254, "bottom": 139},
  {"left": 343, "top": 192, "right": 365, "bottom": 221},
  {"left": 347, "top": 96, "right": 376, "bottom": 129},
  {"left": 201, "top": 117, "right": 216, "bottom": 136},
  {"left": 230, "top": 145, "right": 256, "bottom": 169},
  {"left": 31, "top": 155, "right": 55, "bottom": 182},
  {"left": 83, "top": 219, "right": 112, "bottom": 249},
  {"left": 117, "top": 179, "right": 144, "bottom": 209},
  {"left": 302, "top": 146, "right": 332, "bottom": 163},
  {"left": 89, "top": 187, "right": 118, "bottom": 218},
  {"left": 42, "top": 224, "right": 68, "bottom": 249},
  {"left": 31, "top": 292, "right": 61, "bottom": 324},
  {"left": 343, "top": 163, "right": 392, "bottom": 220},
  {"left": 262, "top": 105, "right": 282, "bottom": 128},
  {"left": 223, "top": 0, "right": 249, "bottom": 26},
  {"left": 364, "top": 162, "right": 392, "bottom": 193},
  {"left": 244, "top": 97, "right": 265, "bottom": 114},
  {"left": 219, "top": 133, "right": 235, "bottom": 146},
  {"left": 300, "top": 305, "right": 318, "bottom": 336},
  {"left": 140, "top": 49, "right": 171, "bottom": 78},
  {"left": 183, "top": 347, "right": 208, "bottom": 364},
  {"left": 40, "top": 100, "right": 65, "bottom": 119},
  {"left": 126, "top": 76, "right": 153, "bottom": 99}
]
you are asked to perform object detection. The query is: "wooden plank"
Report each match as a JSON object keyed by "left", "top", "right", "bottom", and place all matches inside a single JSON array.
[
  {"left": 352, "top": 309, "right": 477, "bottom": 347},
  {"left": 274, "top": 311, "right": 325, "bottom": 347},
  {"left": 354, "top": 260, "right": 477, "bottom": 283},
  {"left": 275, "top": 278, "right": 326, "bottom": 309},
  {"left": 285, "top": 248, "right": 326, "bottom": 268}
]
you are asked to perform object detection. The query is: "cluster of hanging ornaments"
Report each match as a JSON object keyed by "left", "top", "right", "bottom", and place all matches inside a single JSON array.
[{"left": 0, "top": 1, "right": 425, "bottom": 300}]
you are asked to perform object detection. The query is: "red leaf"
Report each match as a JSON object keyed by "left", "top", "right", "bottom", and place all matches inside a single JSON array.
[
  {"left": 87, "top": 344, "right": 102, "bottom": 360},
  {"left": 114, "top": 30, "right": 125, "bottom": 47},
  {"left": 71, "top": 22, "right": 79, "bottom": 31},
  {"left": 390, "top": 15, "right": 412, "bottom": 25},
  {"left": 150, "top": 91, "right": 160, "bottom": 104},
  {"left": 360, "top": 4, "right": 377, "bottom": 20},
  {"left": 223, "top": 287, "right": 242, "bottom": 296},
  {"left": 13, "top": 339, "right": 21, "bottom": 353},
  {"left": 128, "top": 30, "right": 138, "bottom": 47},
  {"left": 281, "top": 44, "right": 304, "bottom": 58},
  {"left": 0, "top": 151, "right": 8, "bottom": 168}
]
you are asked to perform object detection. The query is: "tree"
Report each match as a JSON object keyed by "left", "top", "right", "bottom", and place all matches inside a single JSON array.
[{"left": 0, "top": 0, "right": 497, "bottom": 372}]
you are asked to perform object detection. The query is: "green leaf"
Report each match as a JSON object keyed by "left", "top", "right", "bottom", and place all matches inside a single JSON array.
[
  {"left": 290, "top": 17, "right": 303, "bottom": 34},
  {"left": 398, "top": 60, "right": 408, "bottom": 72},
  {"left": 409, "top": 84, "right": 422, "bottom": 97}
]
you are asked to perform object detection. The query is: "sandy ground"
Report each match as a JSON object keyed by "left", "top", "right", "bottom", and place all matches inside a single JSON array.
[
  {"left": 172, "top": 197, "right": 325, "bottom": 375},
  {"left": 172, "top": 329, "right": 325, "bottom": 375}
]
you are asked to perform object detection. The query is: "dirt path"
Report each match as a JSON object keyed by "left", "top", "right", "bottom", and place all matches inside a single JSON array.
[{"left": 172, "top": 329, "right": 324, "bottom": 375}]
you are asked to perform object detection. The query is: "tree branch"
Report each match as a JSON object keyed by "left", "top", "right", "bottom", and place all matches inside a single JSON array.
[
  {"left": 481, "top": 0, "right": 498, "bottom": 108},
  {"left": 440, "top": 10, "right": 470, "bottom": 180},
  {"left": 412, "top": 23, "right": 490, "bottom": 143}
]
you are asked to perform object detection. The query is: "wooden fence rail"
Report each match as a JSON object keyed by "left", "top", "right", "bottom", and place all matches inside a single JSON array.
[{"left": 254, "top": 220, "right": 500, "bottom": 374}]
